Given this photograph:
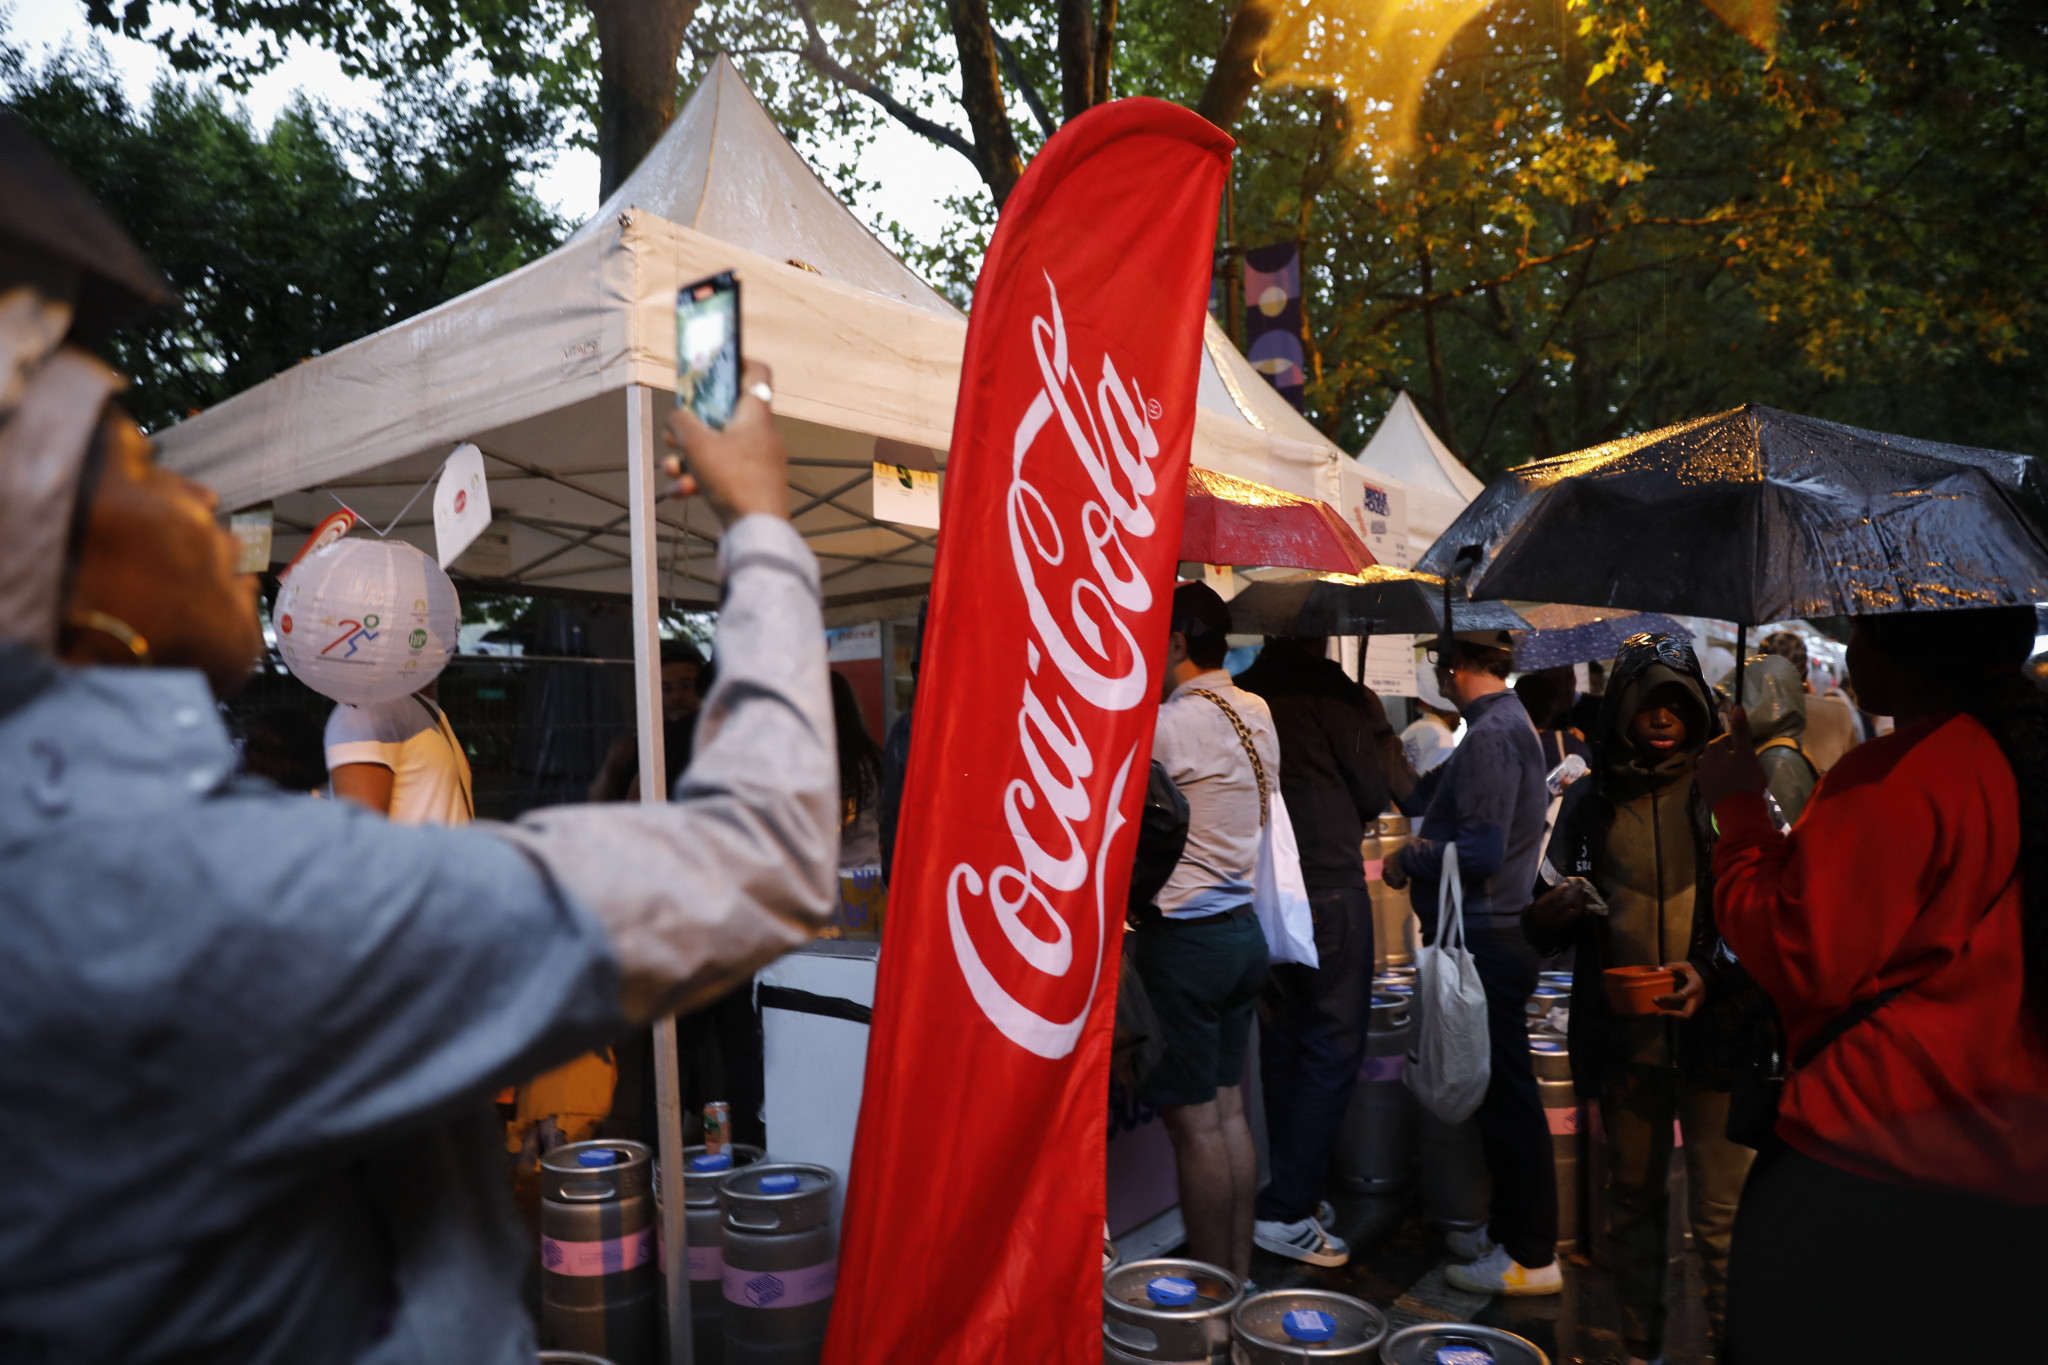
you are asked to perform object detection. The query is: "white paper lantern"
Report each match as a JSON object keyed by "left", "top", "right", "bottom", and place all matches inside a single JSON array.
[{"left": 274, "top": 537, "right": 460, "bottom": 706}]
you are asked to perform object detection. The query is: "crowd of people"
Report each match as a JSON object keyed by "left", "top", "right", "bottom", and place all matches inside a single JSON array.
[
  {"left": 1126, "top": 585, "right": 2048, "bottom": 1361},
  {"left": 4, "top": 109, "right": 2047, "bottom": 1365}
]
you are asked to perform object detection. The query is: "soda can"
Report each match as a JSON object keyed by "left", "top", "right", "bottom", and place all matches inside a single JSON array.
[{"left": 703, "top": 1100, "right": 732, "bottom": 1156}]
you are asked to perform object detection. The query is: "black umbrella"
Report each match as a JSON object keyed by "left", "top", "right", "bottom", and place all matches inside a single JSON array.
[
  {"left": 0, "top": 109, "right": 174, "bottom": 339},
  {"left": 1227, "top": 568, "right": 1530, "bottom": 638},
  {"left": 1416, "top": 404, "right": 2048, "bottom": 624}
]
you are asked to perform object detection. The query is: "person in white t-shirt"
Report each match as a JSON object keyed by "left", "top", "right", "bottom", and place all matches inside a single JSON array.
[
  {"left": 326, "top": 685, "right": 474, "bottom": 826},
  {"left": 1401, "top": 661, "right": 1464, "bottom": 776}
]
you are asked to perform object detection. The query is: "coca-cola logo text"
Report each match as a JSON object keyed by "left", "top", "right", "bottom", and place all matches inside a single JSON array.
[{"left": 947, "top": 275, "right": 1166, "bottom": 1059}]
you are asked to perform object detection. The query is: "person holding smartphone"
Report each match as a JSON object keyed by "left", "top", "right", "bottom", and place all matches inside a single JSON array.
[{"left": 0, "top": 124, "right": 836, "bottom": 1365}]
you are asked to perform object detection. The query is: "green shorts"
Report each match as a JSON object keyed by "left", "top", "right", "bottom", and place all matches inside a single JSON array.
[{"left": 1128, "top": 911, "right": 1270, "bottom": 1106}]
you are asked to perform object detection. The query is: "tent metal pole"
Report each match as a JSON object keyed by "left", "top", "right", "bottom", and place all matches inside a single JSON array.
[{"left": 625, "top": 383, "right": 693, "bottom": 1365}]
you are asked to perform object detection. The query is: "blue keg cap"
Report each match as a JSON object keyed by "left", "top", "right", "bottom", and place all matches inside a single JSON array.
[
  {"left": 1282, "top": 1308, "right": 1336, "bottom": 1342},
  {"left": 689, "top": 1153, "right": 733, "bottom": 1172},
  {"left": 760, "top": 1173, "right": 801, "bottom": 1194},
  {"left": 1435, "top": 1345, "right": 1495, "bottom": 1365},
  {"left": 1145, "top": 1276, "right": 1198, "bottom": 1307},
  {"left": 575, "top": 1148, "right": 620, "bottom": 1168},
  {"left": 1531, "top": 1040, "right": 1564, "bottom": 1053}
]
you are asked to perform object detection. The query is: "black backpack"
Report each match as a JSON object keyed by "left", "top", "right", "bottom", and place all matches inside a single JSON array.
[
  {"left": 1126, "top": 759, "right": 1189, "bottom": 919},
  {"left": 1112, "top": 761, "right": 1188, "bottom": 1092}
]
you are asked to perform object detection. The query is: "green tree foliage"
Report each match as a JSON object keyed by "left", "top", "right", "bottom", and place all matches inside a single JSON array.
[
  {"left": 56, "top": 1, "right": 2048, "bottom": 473},
  {"left": 1200, "top": 0, "right": 2048, "bottom": 473},
  {"left": 1, "top": 44, "right": 566, "bottom": 431}
]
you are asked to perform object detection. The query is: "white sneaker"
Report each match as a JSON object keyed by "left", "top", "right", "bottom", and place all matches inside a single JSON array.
[
  {"left": 1254, "top": 1216, "right": 1350, "bottom": 1266},
  {"left": 1443, "top": 1243, "right": 1563, "bottom": 1296},
  {"left": 1444, "top": 1226, "right": 1495, "bottom": 1262},
  {"left": 1316, "top": 1199, "right": 1337, "bottom": 1228}
]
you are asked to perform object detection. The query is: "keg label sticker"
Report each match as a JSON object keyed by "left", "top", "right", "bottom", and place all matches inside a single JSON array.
[
  {"left": 1360, "top": 1053, "right": 1405, "bottom": 1083},
  {"left": 724, "top": 1257, "right": 837, "bottom": 1309},
  {"left": 541, "top": 1228, "right": 655, "bottom": 1277},
  {"left": 1545, "top": 1104, "right": 1579, "bottom": 1136},
  {"left": 1435, "top": 1347, "right": 1495, "bottom": 1365},
  {"left": 688, "top": 1244, "right": 725, "bottom": 1282}
]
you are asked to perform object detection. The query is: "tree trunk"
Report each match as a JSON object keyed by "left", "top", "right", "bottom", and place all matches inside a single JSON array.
[
  {"left": 947, "top": 0, "right": 1025, "bottom": 203},
  {"left": 1091, "top": 0, "right": 1118, "bottom": 106},
  {"left": 585, "top": 0, "right": 699, "bottom": 201},
  {"left": 1196, "top": 0, "right": 1284, "bottom": 134},
  {"left": 1058, "top": 0, "right": 1094, "bottom": 121}
]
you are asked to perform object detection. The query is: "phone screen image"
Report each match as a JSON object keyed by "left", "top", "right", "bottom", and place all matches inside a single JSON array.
[{"left": 676, "top": 273, "right": 740, "bottom": 429}]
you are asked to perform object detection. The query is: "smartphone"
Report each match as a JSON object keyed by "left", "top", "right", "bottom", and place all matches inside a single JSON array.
[{"left": 676, "top": 272, "right": 741, "bottom": 430}]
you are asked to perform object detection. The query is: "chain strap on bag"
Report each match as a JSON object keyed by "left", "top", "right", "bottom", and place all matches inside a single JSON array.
[{"left": 1187, "top": 688, "right": 1268, "bottom": 825}]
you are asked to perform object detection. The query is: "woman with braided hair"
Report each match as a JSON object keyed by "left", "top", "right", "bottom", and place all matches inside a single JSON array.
[{"left": 1698, "top": 605, "right": 2048, "bottom": 1362}]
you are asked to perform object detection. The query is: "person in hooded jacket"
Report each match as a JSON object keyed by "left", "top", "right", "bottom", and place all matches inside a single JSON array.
[
  {"left": 1526, "top": 633, "right": 1775, "bottom": 1364},
  {"left": 1722, "top": 652, "right": 1819, "bottom": 823}
]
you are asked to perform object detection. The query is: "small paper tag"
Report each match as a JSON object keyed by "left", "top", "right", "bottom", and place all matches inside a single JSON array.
[
  {"left": 433, "top": 443, "right": 492, "bottom": 568},
  {"left": 230, "top": 505, "right": 273, "bottom": 574},
  {"left": 872, "top": 461, "right": 941, "bottom": 529}
]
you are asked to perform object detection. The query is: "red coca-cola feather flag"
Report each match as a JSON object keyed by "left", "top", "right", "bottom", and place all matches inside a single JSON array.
[{"left": 822, "top": 100, "right": 1231, "bottom": 1364}]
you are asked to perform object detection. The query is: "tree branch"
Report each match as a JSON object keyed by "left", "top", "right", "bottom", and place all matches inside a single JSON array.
[
  {"left": 945, "top": 0, "right": 1024, "bottom": 203},
  {"left": 789, "top": 0, "right": 978, "bottom": 165},
  {"left": 993, "top": 32, "right": 1056, "bottom": 137},
  {"left": 1197, "top": 0, "right": 1284, "bottom": 133}
]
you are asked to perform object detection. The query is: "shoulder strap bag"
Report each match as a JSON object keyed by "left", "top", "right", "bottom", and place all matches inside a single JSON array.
[{"left": 1187, "top": 688, "right": 1317, "bottom": 967}]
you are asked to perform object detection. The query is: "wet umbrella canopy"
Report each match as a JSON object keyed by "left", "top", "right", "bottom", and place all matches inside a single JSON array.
[
  {"left": 1512, "top": 603, "right": 1692, "bottom": 671},
  {"left": 1416, "top": 404, "right": 2048, "bottom": 623},
  {"left": 1181, "top": 466, "right": 1380, "bottom": 575},
  {"left": 1227, "top": 568, "right": 1529, "bottom": 638}
]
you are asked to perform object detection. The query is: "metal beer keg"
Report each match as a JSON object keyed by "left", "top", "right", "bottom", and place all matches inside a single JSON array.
[
  {"left": 684, "top": 1150, "right": 752, "bottom": 1365},
  {"left": 1102, "top": 1258, "right": 1242, "bottom": 1364},
  {"left": 1417, "top": 1107, "right": 1492, "bottom": 1254},
  {"left": 1367, "top": 814, "right": 1414, "bottom": 970},
  {"left": 1231, "top": 1289, "right": 1387, "bottom": 1362},
  {"left": 1381, "top": 1323, "right": 1548, "bottom": 1365},
  {"left": 721, "top": 1163, "right": 837, "bottom": 1365},
  {"left": 1335, "top": 992, "right": 1416, "bottom": 1194},
  {"left": 539, "top": 1355, "right": 617, "bottom": 1364},
  {"left": 540, "top": 1140, "right": 658, "bottom": 1365},
  {"left": 1533, "top": 1042, "right": 1579, "bottom": 1252}
]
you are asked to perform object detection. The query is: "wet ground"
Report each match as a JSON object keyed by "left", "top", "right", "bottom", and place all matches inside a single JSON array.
[{"left": 1244, "top": 1187, "right": 1713, "bottom": 1365}]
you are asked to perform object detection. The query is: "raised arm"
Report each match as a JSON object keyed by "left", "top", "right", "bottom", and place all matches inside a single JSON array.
[{"left": 490, "top": 363, "right": 838, "bottom": 1021}]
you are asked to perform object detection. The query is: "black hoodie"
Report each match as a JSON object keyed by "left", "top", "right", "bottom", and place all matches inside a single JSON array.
[{"left": 1234, "top": 639, "right": 1397, "bottom": 890}]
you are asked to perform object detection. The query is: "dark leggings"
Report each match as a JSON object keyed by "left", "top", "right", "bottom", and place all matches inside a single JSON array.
[{"left": 1725, "top": 1140, "right": 2048, "bottom": 1363}]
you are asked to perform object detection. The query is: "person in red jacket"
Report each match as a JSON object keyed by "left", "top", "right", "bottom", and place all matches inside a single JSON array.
[{"left": 1696, "top": 606, "right": 2048, "bottom": 1362}]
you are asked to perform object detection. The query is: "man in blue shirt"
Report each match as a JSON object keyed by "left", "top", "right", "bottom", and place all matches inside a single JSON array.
[
  {"left": 1385, "top": 630, "right": 1560, "bottom": 1296},
  {"left": 0, "top": 125, "right": 837, "bottom": 1360}
]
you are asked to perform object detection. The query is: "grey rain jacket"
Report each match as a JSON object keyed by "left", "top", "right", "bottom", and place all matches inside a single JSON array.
[
  {"left": 0, "top": 516, "right": 838, "bottom": 1365},
  {"left": 1730, "top": 653, "right": 1819, "bottom": 824}
]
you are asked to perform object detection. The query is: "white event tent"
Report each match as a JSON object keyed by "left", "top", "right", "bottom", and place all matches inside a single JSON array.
[
  {"left": 1350, "top": 390, "right": 1486, "bottom": 562},
  {"left": 156, "top": 55, "right": 1421, "bottom": 616}
]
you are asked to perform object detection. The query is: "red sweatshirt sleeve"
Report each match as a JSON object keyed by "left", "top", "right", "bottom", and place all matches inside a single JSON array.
[{"left": 1710, "top": 750, "right": 1938, "bottom": 1029}]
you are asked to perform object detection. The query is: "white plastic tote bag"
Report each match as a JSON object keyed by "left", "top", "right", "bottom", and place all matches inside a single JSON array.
[
  {"left": 1406, "top": 842, "right": 1491, "bottom": 1122},
  {"left": 1190, "top": 688, "right": 1317, "bottom": 968},
  {"left": 1253, "top": 788, "right": 1318, "bottom": 967}
]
